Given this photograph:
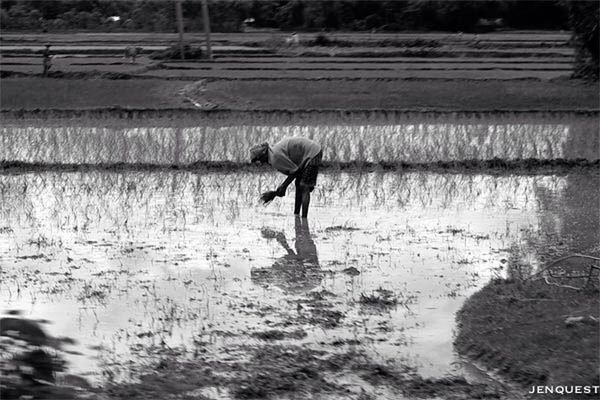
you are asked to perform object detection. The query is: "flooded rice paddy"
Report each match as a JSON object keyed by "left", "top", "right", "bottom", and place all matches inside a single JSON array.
[
  {"left": 1, "top": 112, "right": 598, "bottom": 398},
  {"left": 1, "top": 169, "right": 598, "bottom": 383}
]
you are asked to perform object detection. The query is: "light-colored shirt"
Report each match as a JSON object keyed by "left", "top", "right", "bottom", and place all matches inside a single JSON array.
[{"left": 268, "top": 137, "right": 322, "bottom": 175}]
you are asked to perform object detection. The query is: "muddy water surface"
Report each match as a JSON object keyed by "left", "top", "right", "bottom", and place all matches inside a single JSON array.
[{"left": 1, "top": 169, "right": 597, "bottom": 388}]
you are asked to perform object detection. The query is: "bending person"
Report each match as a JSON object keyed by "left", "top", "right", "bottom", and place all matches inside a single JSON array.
[{"left": 250, "top": 137, "right": 323, "bottom": 218}]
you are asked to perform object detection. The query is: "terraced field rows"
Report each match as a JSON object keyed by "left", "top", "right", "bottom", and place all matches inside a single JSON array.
[
  {"left": 0, "top": 31, "right": 573, "bottom": 45},
  {"left": 138, "top": 69, "right": 569, "bottom": 80},
  {"left": 0, "top": 31, "right": 576, "bottom": 80}
]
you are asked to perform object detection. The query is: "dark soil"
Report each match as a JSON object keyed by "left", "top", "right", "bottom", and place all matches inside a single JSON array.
[
  {"left": 455, "top": 277, "right": 600, "bottom": 399},
  {"left": 2, "top": 159, "right": 598, "bottom": 175},
  {"left": 251, "top": 328, "right": 308, "bottom": 340},
  {"left": 0, "top": 78, "right": 192, "bottom": 110},
  {"left": 1, "top": 77, "right": 598, "bottom": 111},
  {"left": 93, "top": 344, "right": 508, "bottom": 400},
  {"left": 203, "top": 79, "right": 599, "bottom": 111}
]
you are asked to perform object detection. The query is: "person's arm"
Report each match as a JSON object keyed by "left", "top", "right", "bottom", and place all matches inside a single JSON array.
[{"left": 276, "top": 157, "right": 310, "bottom": 196}]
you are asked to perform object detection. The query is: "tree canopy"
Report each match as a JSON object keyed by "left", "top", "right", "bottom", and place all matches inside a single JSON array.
[
  {"left": 1, "top": 1, "right": 571, "bottom": 33},
  {"left": 568, "top": 1, "right": 599, "bottom": 79}
]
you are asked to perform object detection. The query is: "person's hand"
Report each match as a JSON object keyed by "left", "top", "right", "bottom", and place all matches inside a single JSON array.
[{"left": 276, "top": 186, "right": 286, "bottom": 197}]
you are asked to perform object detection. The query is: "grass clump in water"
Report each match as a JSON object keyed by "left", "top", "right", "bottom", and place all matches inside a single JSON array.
[
  {"left": 251, "top": 329, "right": 307, "bottom": 341},
  {"left": 359, "top": 287, "right": 398, "bottom": 307}
]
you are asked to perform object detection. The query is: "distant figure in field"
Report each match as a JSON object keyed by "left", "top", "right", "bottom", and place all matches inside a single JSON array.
[
  {"left": 124, "top": 46, "right": 141, "bottom": 64},
  {"left": 42, "top": 44, "right": 52, "bottom": 76},
  {"left": 250, "top": 137, "right": 322, "bottom": 218},
  {"left": 286, "top": 32, "right": 300, "bottom": 47}
]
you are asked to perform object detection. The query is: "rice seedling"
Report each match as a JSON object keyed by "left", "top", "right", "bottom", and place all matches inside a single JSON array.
[{"left": 1, "top": 112, "right": 597, "bottom": 166}]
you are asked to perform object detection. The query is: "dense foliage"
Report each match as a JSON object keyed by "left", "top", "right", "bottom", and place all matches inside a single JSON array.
[
  {"left": 1, "top": 1, "right": 571, "bottom": 33},
  {"left": 568, "top": 1, "right": 599, "bottom": 80}
]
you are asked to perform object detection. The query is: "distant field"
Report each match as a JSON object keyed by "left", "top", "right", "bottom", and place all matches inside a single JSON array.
[
  {"left": 203, "top": 79, "right": 599, "bottom": 110},
  {"left": 1, "top": 56, "right": 572, "bottom": 79},
  {"left": 1, "top": 31, "right": 593, "bottom": 111},
  {"left": 2, "top": 55, "right": 574, "bottom": 64},
  {"left": 0, "top": 31, "right": 573, "bottom": 45},
  {"left": 0, "top": 78, "right": 191, "bottom": 109},
  {"left": 137, "top": 68, "right": 570, "bottom": 80},
  {"left": 0, "top": 31, "right": 577, "bottom": 81},
  {"left": 164, "top": 57, "right": 575, "bottom": 64}
]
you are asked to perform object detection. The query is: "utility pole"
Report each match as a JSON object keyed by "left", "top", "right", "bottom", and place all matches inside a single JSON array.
[
  {"left": 175, "top": 0, "right": 185, "bottom": 60},
  {"left": 201, "top": 0, "right": 213, "bottom": 60}
]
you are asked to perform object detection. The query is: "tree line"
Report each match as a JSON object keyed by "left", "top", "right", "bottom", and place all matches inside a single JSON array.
[{"left": 1, "top": 1, "right": 572, "bottom": 33}]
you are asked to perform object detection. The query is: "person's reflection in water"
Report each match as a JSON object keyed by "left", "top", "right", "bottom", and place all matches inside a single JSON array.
[{"left": 251, "top": 216, "right": 321, "bottom": 294}]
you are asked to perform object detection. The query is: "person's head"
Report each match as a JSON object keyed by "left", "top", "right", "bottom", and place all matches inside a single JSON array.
[
  {"left": 250, "top": 142, "right": 269, "bottom": 164},
  {"left": 44, "top": 43, "right": 51, "bottom": 48}
]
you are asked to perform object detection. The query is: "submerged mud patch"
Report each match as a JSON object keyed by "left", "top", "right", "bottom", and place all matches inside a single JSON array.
[
  {"left": 97, "top": 344, "right": 506, "bottom": 400},
  {"left": 250, "top": 329, "right": 308, "bottom": 341}
]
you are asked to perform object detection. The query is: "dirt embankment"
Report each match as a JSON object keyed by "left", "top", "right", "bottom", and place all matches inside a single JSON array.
[{"left": 455, "top": 277, "right": 599, "bottom": 399}]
